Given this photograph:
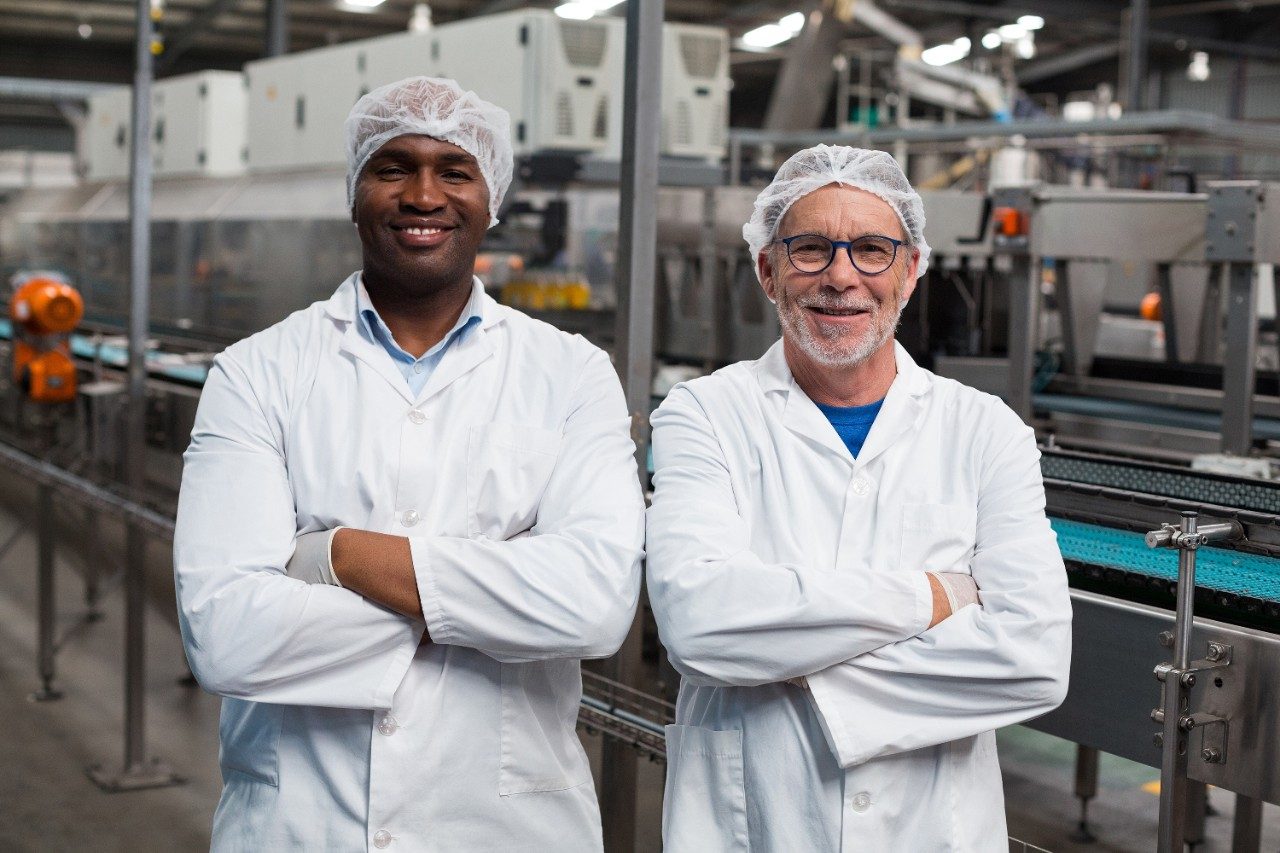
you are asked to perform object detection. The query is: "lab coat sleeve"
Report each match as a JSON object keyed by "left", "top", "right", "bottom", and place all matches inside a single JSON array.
[
  {"left": 175, "top": 354, "right": 421, "bottom": 709},
  {"left": 645, "top": 386, "right": 934, "bottom": 688},
  {"left": 804, "top": 408, "right": 1072, "bottom": 769},
  {"left": 412, "top": 347, "right": 645, "bottom": 663}
]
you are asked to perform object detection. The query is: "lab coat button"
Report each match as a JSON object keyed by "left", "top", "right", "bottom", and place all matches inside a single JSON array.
[
  {"left": 377, "top": 714, "right": 398, "bottom": 736},
  {"left": 851, "top": 791, "right": 871, "bottom": 812},
  {"left": 413, "top": 362, "right": 425, "bottom": 375},
  {"left": 401, "top": 510, "right": 420, "bottom": 527},
  {"left": 407, "top": 410, "right": 426, "bottom": 425},
  {"left": 373, "top": 829, "right": 393, "bottom": 848},
  {"left": 851, "top": 477, "right": 871, "bottom": 496}
]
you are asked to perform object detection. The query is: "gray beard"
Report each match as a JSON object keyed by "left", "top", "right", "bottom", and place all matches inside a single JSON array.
[{"left": 776, "top": 286, "right": 904, "bottom": 368}]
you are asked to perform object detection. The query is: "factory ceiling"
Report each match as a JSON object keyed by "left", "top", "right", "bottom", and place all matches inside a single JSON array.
[{"left": 1, "top": 0, "right": 1279, "bottom": 133}]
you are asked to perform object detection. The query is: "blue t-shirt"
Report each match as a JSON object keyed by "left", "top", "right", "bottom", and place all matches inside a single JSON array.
[{"left": 815, "top": 398, "right": 885, "bottom": 459}]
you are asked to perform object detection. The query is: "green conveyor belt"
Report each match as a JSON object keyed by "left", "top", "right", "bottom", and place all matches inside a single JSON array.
[{"left": 1052, "top": 518, "right": 1280, "bottom": 604}]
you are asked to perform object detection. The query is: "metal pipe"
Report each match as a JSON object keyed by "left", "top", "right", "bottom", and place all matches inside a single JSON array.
[
  {"left": 602, "top": 0, "right": 662, "bottom": 848},
  {"left": 1126, "top": 0, "right": 1150, "bottom": 111},
  {"left": 1071, "top": 745, "right": 1099, "bottom": 843},
  {"left": 1157, "top": 510, "right": 1197, "bottom": 853},
  {"left": 122, "top": 0, "right": 157, "bottom": 778},
  {"left": 32, "top": 483, "right": 62, "bottom": 701},
  {"left": 266, "top": 0, "right": 289, "bottom": 57},
  {"left": 1221, "top": 262, "right": 1259, "bottom": 454},
  {"left": 1232, "top": 793, "right": 1263, "bottom": 852}
]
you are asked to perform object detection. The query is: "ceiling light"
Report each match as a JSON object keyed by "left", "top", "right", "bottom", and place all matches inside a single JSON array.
[
  {"left": 337, "top": 0, "right": 386, "bottom": 11},
  {"left": 1017, "top": 15, "right": 1045, "bottom": 31},
  {"left": 1187, "top": 51, "right": 1210, "bottom": 81},
  {"left": 409, "top": 3, "right": 431, "bottom": 32},
  {"left": 780, "top": 12, "right": 806, "bottom": 33},
  {"left": 554, "top": 2, "right": 596, "bottom": 20},
  {"left": 998, "top": 23, "right": 1026, "bottom": 41},
  {"left": 1015, "top": 34, "right": 1036, "bottom": 59},
  {"left": 77, "top": 22, "right": 93, "bottom": 39},
  {"left": 921, "top": 37, "right": 971, "bottom": 66},
  {"left": 981, "top": 31, "right": 1001, "bottom": 49},
  {"left": 742, "top": 23, "right": 793, "bottom": 48}
]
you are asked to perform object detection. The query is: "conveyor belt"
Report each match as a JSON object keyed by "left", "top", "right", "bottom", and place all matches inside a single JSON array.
[
  {"left": 1033, "top": 392, "right": 1280, "bottom": 441},
  {"left": 0, "top": 318, "right": 211, "bottom": 387},
  {"left": 1052, "top": 517, "right": 1280, "bottom": 629},
  {"left": 1042, "top": 450, "right": 1280, "bottom": 515}
]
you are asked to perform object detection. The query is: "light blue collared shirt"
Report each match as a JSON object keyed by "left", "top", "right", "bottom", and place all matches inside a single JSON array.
[{"left": 356, "top": 276, "right": 484, "bottom": 397}]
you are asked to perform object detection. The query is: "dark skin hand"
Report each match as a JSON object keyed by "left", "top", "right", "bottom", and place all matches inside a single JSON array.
[{"left": 327, "top": 133, "right": 494, "bottom": 635}]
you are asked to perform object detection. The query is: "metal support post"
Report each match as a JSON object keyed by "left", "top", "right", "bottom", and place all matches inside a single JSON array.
[
  {"left": 1220, "top": 261, "right": 1258, "bottom": 454},
  {"left": 698, "top": 187, "right": 719, "bottom": 370},
  {"left": 1205, "top": 182, "right": 1264, "bottom": 455},
  {"left": 266, "top": 0, "right": 288, "bottom": 57},
  {"left": 1231, "top": 793, "right": 1263, "bottom": 853},
  {"left": 1155, "top": 263, "right": 1180, "bottom": 364},
  {"left": 602, "top": 0, "right": 662, "bottom": 849},
  {"left": 991, "top": 187, "right": 1036, "bottom": 422},
  {"left": 87, "top": 0, "right": 179, "bottom": 793},
  {"left": 1125, "top": 0, "right": 1149, "bottom": 112},
  {"left": 1185, "top": 781, "right": 1209, "bottom": 846},
  {"left": 31, "top": 483, "right": 62, "bottom": 702},
  {"left": 1070, "top": 744, "right": 1098, "bottom": 843},
  {"left": 1147, "top": 512, "right": 1243, "bottom": 853}
]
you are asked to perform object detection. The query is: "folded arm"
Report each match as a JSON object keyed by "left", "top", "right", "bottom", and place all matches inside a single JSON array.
[
  {"left": 295, "top": 348, "right": 645, "bottom": 664},
  {"left": 805, "top": 413, "right": 1072, "bottom": 768},
  {"left": 174, "top": 356, "right": 421, "bottom": 710},
  {"left": 646, "top": 387, "right": 937, "bottom": 688}
]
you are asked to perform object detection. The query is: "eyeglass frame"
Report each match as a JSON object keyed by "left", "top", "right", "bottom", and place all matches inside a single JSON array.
[{"left": 773, "top": 233, "right": 909, "bottom": 276}]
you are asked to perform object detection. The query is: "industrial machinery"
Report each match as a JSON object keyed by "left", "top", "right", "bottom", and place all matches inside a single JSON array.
[{"left": 9, "top": 272, "right": 83, "bottom": 404}]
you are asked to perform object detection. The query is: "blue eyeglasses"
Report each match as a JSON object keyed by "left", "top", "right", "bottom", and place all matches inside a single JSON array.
[{"left": 775, "top": 233, "right": 907, "bottom": 275}]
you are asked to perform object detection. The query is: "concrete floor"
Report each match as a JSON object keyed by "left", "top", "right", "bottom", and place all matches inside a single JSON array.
[{"left": 1, "top": 483, "right": 1278, "bottom": 852}]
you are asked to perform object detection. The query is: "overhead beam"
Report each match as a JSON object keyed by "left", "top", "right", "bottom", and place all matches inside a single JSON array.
[{"left": 1016, "top": 42, "right": 1121, "bottom": 84}]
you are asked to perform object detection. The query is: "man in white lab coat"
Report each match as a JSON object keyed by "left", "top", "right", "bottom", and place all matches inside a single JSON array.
[
  {"left": 174, "top": 77, "right": 645, "bottom": 852},
  {"left": 647, "top": 145, "right": 1072, "bottom": 851}
]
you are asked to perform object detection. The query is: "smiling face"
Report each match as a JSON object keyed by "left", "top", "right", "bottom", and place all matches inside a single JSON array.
[
  {"left": 759, "top": 184, "right": 919, "bottom": 369},
  {"left": 352, "top": 133, "right": 490, "bottom": 296}
]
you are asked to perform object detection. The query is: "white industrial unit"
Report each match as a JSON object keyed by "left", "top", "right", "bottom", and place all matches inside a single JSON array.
[
  {"left": 85, "top": 72, "right": 247, "bottom": 181},
  {"left": 427, "top": 10, "right": 616, "bottom": 156},
  {"left": 244, "top": 41, "right": 372, "bottom": 171},
  {"left": 85, "top": 86, "right": 133, "bottom": 182},
  {"left": 237, "top": 10, "right": 728, "bottom": 173},
  {"left": 658, "top": 23, "right": 729, "bottom": 160}
]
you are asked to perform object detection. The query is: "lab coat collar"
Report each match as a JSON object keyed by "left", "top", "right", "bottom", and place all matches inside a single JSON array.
[
  {"left": 327, "top": 273, "right": 503, "bottom": 405},
  {"left": 756, "top": 338, "right": 930, "bottom": 467}
]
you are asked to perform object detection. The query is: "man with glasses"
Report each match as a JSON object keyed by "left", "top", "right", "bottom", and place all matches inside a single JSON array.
[{"left": 646, "top": 145, "right": 1071, "bottom": 851}]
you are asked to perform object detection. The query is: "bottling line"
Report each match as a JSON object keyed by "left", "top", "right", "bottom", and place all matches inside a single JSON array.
[{"left": 6, "top": 10, "right": 1280, "bottom": 850}]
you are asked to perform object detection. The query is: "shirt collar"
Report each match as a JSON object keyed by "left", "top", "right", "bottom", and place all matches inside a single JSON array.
[
  {"left": 353, "top": 275, "right": 484, "bottom": 363},
  {"left": 755, "top": 338, "right": 930, "bottom": 398}
]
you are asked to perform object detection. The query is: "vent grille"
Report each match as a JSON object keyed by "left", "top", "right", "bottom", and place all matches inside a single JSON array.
[
  {"left": 674, "top": 100, "right": 693, "bottom": 147},
  {"left": 679, "top": 34, "right": 722, "bottom": 79},
  {"left": 593, "top": 95, "right": 608, "bottom": 140},
  {"left": 555, "top": 91, "right": 574, "bottom": 138},
  {"left": 559, "top": 21, "right": 608, "bottom": 68}
]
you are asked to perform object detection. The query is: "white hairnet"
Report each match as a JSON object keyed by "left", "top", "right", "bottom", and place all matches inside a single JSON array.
[
  {"left": 742, "top": 144, "right": 931, "bottom": 280},
  {"left": 345, "top": 76, "right": 515, "bottom": 228}
]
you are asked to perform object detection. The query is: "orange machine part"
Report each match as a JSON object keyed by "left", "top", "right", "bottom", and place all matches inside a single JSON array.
[
  {"left": 992, "top": 206, "right": 1026, "bottom": 237},
  {"left": 14, "top": 344, "right": 76, "bottom": 404},
  {"left": 1140, "top": 291, "right": 1163, "bottom": 321},
  {"left": 10, "top": 277, "right": 84, "bottom": 335}
]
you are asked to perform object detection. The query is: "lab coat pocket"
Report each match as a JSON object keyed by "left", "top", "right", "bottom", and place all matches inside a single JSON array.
[
  {"left": 898, "top": 502, "right": 978, "bottom": 574},
  {"left": 662, "top": 725, "right": 750, "bottom": 852},
  {"left": 467, "top": 423, "right": 562, "bottom": 540},
  {"left": 217, "top": 698, "right": 282, "bottom": 786},
  {"left": 499, "top": 659, "right": 592, "bottom": 795}
]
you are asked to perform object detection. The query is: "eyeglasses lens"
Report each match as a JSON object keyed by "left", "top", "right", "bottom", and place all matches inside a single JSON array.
[{"left": 787, "top": 235, "right": 898, "bottom": 274}]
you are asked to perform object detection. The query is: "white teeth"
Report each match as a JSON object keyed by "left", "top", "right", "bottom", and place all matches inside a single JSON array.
[{"left": 403, "top": 226, "right": 444, "bottom": 235}]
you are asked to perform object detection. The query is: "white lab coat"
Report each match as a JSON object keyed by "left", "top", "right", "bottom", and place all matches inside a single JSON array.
[
  {"left": 174, "top": 274, "right": 645, "bottom": 852},
  {"left": 647, "top": 340, "right": 1071, "bottom": 852}
]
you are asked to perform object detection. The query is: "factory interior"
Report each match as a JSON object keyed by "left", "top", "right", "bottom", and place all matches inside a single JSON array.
[{"left": 2, "top": 0, "right": 1280, "bottom": 850}]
